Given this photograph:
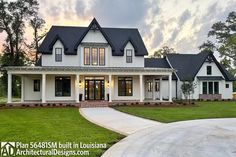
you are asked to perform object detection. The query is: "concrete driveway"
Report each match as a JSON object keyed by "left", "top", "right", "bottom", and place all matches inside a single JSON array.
[
  {"left": 102, "top": 118, "right": 236, "bottom": 157},
  {"left": 79, "top": 107, "right": 162, "bottom": 135}
]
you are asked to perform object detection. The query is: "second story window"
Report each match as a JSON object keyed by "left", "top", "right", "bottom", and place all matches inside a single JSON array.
[
  {"left": 126, "top": 49, "right": 132, "bottom": 63},
  {"left": 84, "top": 47, "right": 105, "bottom": 66},
  {"left": 55, "top": 48, "right": 62, "bottom": 62},
  {"left": 92, "top": 48, "right": 98, "bottom": 65},
  {"left": 207, "top": 66, "right": 212, "bottom": 75},
  {"left": 99, "top": 48, "right": 105, "bottom": 66},
  {"left": 84, "top": 47, "right": 90, "bottom": 65}
]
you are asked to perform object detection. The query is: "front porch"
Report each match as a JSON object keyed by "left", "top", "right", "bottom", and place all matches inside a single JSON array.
[{"left": 5, "top": 66, "right": 174, "bottom": 105}]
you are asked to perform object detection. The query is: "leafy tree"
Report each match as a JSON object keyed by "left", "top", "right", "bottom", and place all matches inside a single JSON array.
[
  {"left": 181, "top": 81, "right": 196, "bottom": 104},
  {"left": 200, "top": 11, "right": 236, "bottom": 91},
  {"left": 151, "top": 46, "right": 176, "bottom": 58},
  {"left": 0, "top": 0, "right": 39, "bottom": 96}
]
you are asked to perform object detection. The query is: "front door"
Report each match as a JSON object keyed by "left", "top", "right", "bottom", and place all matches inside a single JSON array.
[{"left": 85, "top": 77, "right": 104, "bottom": 100}]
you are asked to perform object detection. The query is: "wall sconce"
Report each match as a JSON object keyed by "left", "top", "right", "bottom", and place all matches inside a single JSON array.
[
  {"left": 107, "top": 80, "right": 110, "bottom": 88},
  {"left": 79, "top": 80, "right": 82, "bottom": 87}
]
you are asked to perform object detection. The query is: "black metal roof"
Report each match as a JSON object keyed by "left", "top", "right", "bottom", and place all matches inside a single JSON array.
[
  {"left": 166, "top": 51, "right": 236, "bottom": 81},
  {"left": 38, "top": 18, "right": 148, "bottom": 56},
  {"left": 197, "top": 76, "right": 224, "bottom": 80},
  {"left": 144, "top": 58, "right": 170, "bottom": 68},
  {"left": 144, "top": 58, "right": 177, "bottom": 80}
]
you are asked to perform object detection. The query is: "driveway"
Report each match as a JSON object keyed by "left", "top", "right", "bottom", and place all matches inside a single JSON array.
[
  {"left": 102, "top": 118, "right": 236, "bottom": 157},
  {"left": 79, "top": 107, "right": 162, "bottom": 135}
]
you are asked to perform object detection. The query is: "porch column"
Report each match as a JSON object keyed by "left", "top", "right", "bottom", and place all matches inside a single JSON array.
[
  {"left": 7, "top": 73, "right": 12, "bottom": 103},
  {"left": 140, "top": 74, "right": 143, "bottom": 102},
  {"left": 153, "top": 78, "right": 155, "bottom": 100},
  {"left": 75, "top": 74, "right": 80, "bottom": 103},
  {"left": 109, "top": 75, "right": 112, "bottom": 102},
  {"left": 42, "top": 73, "right": 46, "bottom": 103},
  {"left": 159, "top": 77, "right": 163, "bottom": 101},
  {"left": 168, "top": 74, "right": 172, "bottom": 102},
  {"left": 21, "top": 76, "right": 24, "bottom": 103}
]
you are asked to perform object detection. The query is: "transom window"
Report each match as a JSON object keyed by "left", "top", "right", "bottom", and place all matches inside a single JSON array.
[
  {"left": 202, "top": 81, "right": 219, "bottom": 94},
  {"left": 33, "top": 80, "right": 40, "bottom": 92},
  {"left": 55, "top": 77, "right": 71, "bottom": 97},
  {"left": 84, "top": 47, "right": 105, "bottom": 66},
  {"left": 207, "top": 66, "right": 212, "bottom": 75},
  {"left": 126, "top": 49, "right": 132, "bottom": 63},
  {"left": 55, "top": 48, "right": 62, "bottom": 62},
  {"left": 118, "top": 77, "right": 133, "bottom": 96}
]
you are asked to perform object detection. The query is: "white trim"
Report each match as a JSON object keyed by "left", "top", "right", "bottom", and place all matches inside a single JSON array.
[{"left": 7, "top": 73, "right": 12, "bottom": 103}]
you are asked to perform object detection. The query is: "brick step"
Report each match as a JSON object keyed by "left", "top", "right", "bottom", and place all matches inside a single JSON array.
[{"left": 80, "top": 101, "right": 109, "bottom": 108}]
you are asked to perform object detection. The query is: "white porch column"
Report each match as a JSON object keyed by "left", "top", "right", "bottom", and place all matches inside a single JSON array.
[
  {"left": 159, "top": 77, "right": 163, "bottom": 101},
  {"left": 21, "top": 76, "right": 24, "bottom": 103},
  {"left": 140, "top": 74, "right": 143, "bottom": 102},
  {"left": 109, "top": 75, "right": 112, "bottom": 102},
  {"left": 42, "top": 73, "right": 46, "bottom": 103},
  {"left": 7, "top": 73, "right": 12, "bottom": 103},
  {"left": 75, "top": 74, "right": 80, "bottom": 103},
  {"left": 168, "top": 74, "right": 172, "bottom": 102},
  {"left": 153, "top": 78, "right": 155, "bottom": 100}
]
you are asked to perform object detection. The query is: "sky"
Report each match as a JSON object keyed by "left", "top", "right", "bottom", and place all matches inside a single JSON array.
[{"left": 1, "top": 0, "right": 236, "bottom": 56}]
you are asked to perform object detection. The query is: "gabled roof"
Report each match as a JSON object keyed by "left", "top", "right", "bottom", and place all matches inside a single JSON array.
[
  {"left": 166, "top": 50, "right": 236, "bottom": 81},
  {"left": 74, "top": 18, "right": 115, "bottom": 52},
  {"left": 38, "top": 18, "right": 148, "bottom": 56}
]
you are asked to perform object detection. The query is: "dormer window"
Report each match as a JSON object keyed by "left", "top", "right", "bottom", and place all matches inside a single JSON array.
[
  {"left": 126, "top": 49, "right": 132, "bottom": 63},
  {"left": 55, "top": 48, "right": 62, "bottom": 62},
  {"left": 207, "top": 66, "right": 212, "bottom": 75}
]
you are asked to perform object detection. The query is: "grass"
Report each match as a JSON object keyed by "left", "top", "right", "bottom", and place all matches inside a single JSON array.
[
  {"left": 0, "top": 96, "right": 20, "bottom": 104},
  {"left": 114, "top": 101, "right": 236, "bottom": 123},
  {"left": 0, "top": 108, "right": 124, "bottom": 157}
]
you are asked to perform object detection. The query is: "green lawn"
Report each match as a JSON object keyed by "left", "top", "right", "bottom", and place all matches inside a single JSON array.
[
  {"left": 0, "top": 108, "right": 123, "bottom": 157},
  {"left": 0, "top": 96, "right": 20, "bottom": 104},
  {"left": 114, "top": 102, "right": 236, "bottom": 123}
]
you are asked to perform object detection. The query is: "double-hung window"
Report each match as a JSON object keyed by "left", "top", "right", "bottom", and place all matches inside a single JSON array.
[
  {"left": 202, "top": 81, "right": 219, "bottom": 94},
  {"left": 92, "top": 48, "right": 98, "bottom": 65},
  {"left": 33, "top": 80, "right": 40, "bottom": 92},
  {"left": 126, "top": 49, "right": 132, "bottom": 63},
  {"left": 55, "top": 48, "right": 62, "bottom": 62}
]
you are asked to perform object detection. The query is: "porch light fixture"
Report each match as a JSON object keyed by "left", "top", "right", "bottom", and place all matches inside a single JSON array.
[
  {"left": 79, "top": 80, "right": 82, "bottom": 87},
  {"left": 107, "top": 81, "right": 110, "bottom": 88}
]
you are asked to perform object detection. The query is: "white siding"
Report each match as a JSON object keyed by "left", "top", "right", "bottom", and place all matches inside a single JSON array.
[
  {"left": 41, "top": 30, "right": 145, "bottom": 67},
  {"left": 42, "top": 40, "right": 80, "bottom": 66},
  {"left": 23, "top": 75, "right": 41, "bottom": 101},
  {"left": 109, "top": 42, "right": 144, "bottom": 67},
  {"left": 45, "top": 75, "right": 75, "bottom": 101},
  {"left": 113, "top": 76, "right": 140, "bottom": 101}
]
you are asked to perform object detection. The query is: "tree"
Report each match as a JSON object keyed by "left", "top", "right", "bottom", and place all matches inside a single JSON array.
[
  {"left": 27, "top": 15, "right": 46, "bottom": 63},
  {"left": 181, "top": 81, "right": 196, "bottom": 104},
  {"left": 151, "top": 46, "right": 176, "bottom": 58},
  {"left": 199, "top": 40, "right": 216, "bottom": 52},
  {"left": 200, "top": 11, "right": 236, "bottom": 91},
  {"left": 0, "top": 0, "right": 39, "bottom": 96}
]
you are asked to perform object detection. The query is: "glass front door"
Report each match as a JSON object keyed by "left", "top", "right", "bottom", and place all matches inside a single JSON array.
[{"left": 85, "top": 77, "right": 104, "bottom": 100}]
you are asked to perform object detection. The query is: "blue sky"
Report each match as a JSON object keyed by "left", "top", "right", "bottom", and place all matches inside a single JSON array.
[{"left": 1, "top": 0, "right": 236, "bottom": 55}]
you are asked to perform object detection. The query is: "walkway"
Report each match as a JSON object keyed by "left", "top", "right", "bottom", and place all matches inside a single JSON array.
[{"left": 79, "top": 107, "right": 162, "bottom": 135}]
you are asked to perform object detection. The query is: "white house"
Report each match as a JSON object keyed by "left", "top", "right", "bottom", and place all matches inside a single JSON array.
[
  {"left": 4, "top": 18, "right": 174, "bottom": 104},
  {"left": 145, "top": 52, "right": 235, "bottom": 100},
  {"left": 3, "top": 18, "right": 235, "bottom": 105}
]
